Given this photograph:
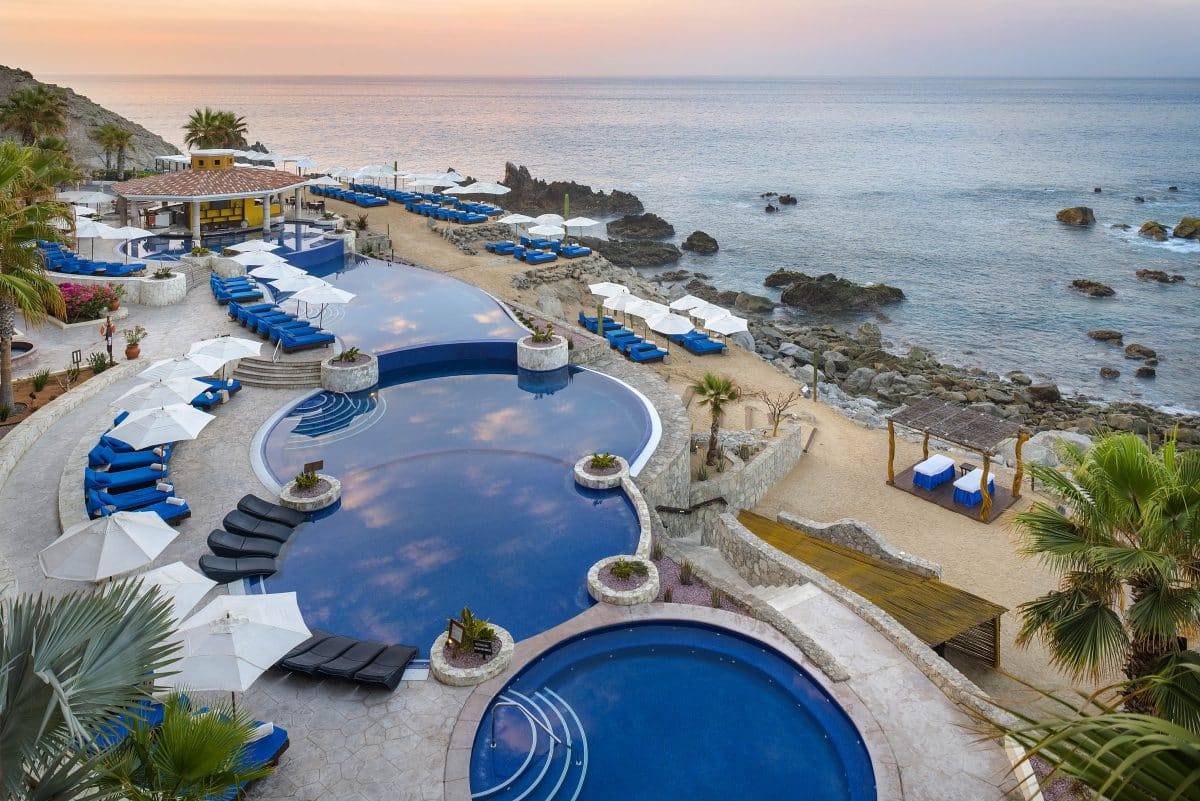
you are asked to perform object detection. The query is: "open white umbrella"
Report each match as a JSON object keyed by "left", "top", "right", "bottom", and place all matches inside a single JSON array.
[
  {"left": 306, "top": 175, "right": 342, "bottom": 187},
  {"left": 164, "top": 593, "right": 310, "bottom": 693},
  {"left": 230, "top": 251, "right": 286, "bottom": 267},
  {"left": 74, "top": 219, "right": 116, "bottom": 238},
  {"left": 527, "top": 225, "right": 564, "bottom": 239},
  {"left": 706, "top": 315, "right": 749, "bottom": 336},
  {"left": 588, "top": 281, "right": 629, "bottom": 298},
  {"left": 58, "top": 190, "right": 114, "bottom": 205},
  {"left": 603, "top": 292, "right": 642, "bottom": 313},
  {"left": 497, "top": 213, "right": 535, "bottom": 226},
  {"left": 227, "top": 240, "right": 280, "bottom": 254},
  {"left": 39, "top": 512, "right": 177, "bottom": 582},
  {"left": 107, "top": 404, "right": 215, "bottom": 449},
  {"left": 563, "top": 216, "right": 599, "bottom": 241},
  {"left": 292, "top": 157, "right": 318, "bottom": 171},
  {"left": 692, "top": 304, "right": 732, "bottom": 323},
  {"left": 669, "top": 294, "right": 708, "bottom": 312},
  {"left": 629, "top": 299, "right": 670, "bottom": 321},
  {"left": 249, "top": 262, "right": 304, "bottom": 280},
  {"left": 290, "top": 284, "right": 354, "bottom": 306},
  {"left": 132, "top": 561, "right": 216, "bottom": 621},
  {"left": 114, "top": 378, "right": 209, "bottom": 413},
  {"left": 270, "top": 274, "right": 327, "bottom": 294},
  {"left": 648, "top": 312, "right": 695, "bottom": 352},
  {"left": 188, "top": 337, "right": 262, "bottom": 363},
  {"left": 534, "top": 213, "right": 565, "bottom": 226},
  {"left": 453, "top": 181, "right": 510, "bottom": 196},
  {"left": 139, "top": 354, "right": 224, "bottom": 382},
  {"left": 407, "top": 177, "right": 459, "bottom": 190},
  {"left": 100, "top": 225, "right": 153, "bottom": 241},
  {"left": 72, "top": 204, "right": 97, "bottom": 218}
]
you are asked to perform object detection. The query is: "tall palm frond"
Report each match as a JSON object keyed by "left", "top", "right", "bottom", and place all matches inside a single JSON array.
[{"left": 0, "top": 86, "right": 68, "bottom": 146}]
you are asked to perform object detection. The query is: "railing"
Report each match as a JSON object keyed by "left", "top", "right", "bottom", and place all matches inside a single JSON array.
[{"left": 655, "top": 496, "right": 728, "bottom": 515}]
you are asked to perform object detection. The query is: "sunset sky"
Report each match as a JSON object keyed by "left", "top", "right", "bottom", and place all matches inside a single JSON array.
[{"left": 3, "top": 0, "right": 1198, "bottom": 77}]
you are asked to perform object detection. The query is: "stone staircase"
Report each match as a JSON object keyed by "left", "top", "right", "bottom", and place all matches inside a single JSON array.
[{"left": 233, "top": 356, "right": 323, "bottom": 389}]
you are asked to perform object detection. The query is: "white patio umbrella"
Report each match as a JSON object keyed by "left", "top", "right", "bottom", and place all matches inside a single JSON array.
[
  {"left": 114, "top": 377, "right": 209, "bottom": 413},
  {"left": 290, "top": 283, "right": 354, "bottom": 326},
  {"left": 408, "top": 170, "right": 465, "bottom": 184},
  {"left": 669, "top": 294, "right": 708, "bottom": 312},
  {"left": 139, "top": 353, "right": 224, "bottom": 382},
  {"left": 188, "top": 337, "right": 262, "bottom": 363},
  {"left": 527, "top": 225, "right": 564, "bottom": 239},
  {"left": 107, "top": 404, "right": 215, "bottom": 450},
  {"left": 533, "top": 213, "right": 565, "bottom": 226},
  {"left": 306, "top": 175, "right": 341, "bottom": 187},
  {"left": 164, "top": 593, "right": 310, "bottom": 694},
  {"left": 230, "top": 250, "right": 286, "bottom": 267},
  {"left": 39, "top": 512, "right": 177, "bottom": 582},
  {"left": 270, "top": 274, "right": 327, "bottom": 294},
  {"left": 72, "top": 204, "right": 97, "bottom": 217},
  {"left": 227, "top": 239, "right": 280, "bottom": 253},
  {"left": 292, "top": 157, "right": 318, "bottom": 171},
  {"left": 648, "top": 312, "right": 694, "bottom": 352},
  {"left": 497, "top": 213, "right": 535, "bottom": 226},
  {"left": 249, "top": 262, "right": 305, "bottom": 280},
  {"left": 99, "top": 225, "right": 154, "bottom": 264},
  {"left": 706, "top": 315, "right": 749, "bottom": 336},
  {"left": 603, "top": 292, "right": 643, "bottom": 324},
  {"left": 58, "top": 190, "right": 114, "bottom": 205},
  {"left": 132, "top": 561, "right": 216, "bottom": 621},
  {"left": 407, "top": 178, "right": 459, "bottom": 191},
  {"left": 692, "top": 304, "right": 732, "bottom": 323},
  {"left": 563, "top": 216, "right": 599, "bottom": 241},
  {"left": 588, "top": 281, "right": 629, "bottom": 298},
  {"left": 74, "top": 218, "right": 115, "bottom": 238},
  {"left": 629, "top": 299, "right": 670, "bottom": 322},
  {"left": 453, "top": 181, "right": 510, "bottom": 196}
]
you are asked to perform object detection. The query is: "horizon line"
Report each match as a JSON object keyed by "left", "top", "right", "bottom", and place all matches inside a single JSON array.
[{"left": 40, "top": 72, "right": 1200, "bottom": 81}]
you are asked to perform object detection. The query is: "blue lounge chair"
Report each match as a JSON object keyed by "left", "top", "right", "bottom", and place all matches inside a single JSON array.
[
  {"left": 560, "top": 244, "right": 592, "bottom": 258},
  {"left": 629, "top": 342, "right": 668, "bottom": 363},
  {"left": 204, "top": 721, "right": 289, "bottom": 801},
  {"left": 606, "top": 329, "right": 639, "bottom": 348},
  {"left": 197, "top": 376, "right": 241, "bottom": 395},
  {"left": 680, "top": 334, "right": 726, "bottom": 356},
  {"left": 133, "top": 498, "right": 191, "bottom": 524},
  {"left": 89, "top": 698, "right": 168, "bottom": 751},
  {"left": 88, "top": 442, "right": 172, "bottom": 470},
  {"left": 86, "top": 484, "right": 174, "bottom": 518},
  {"left": 279, "top": 328, "right": 335, "bottom": 352},
  {"left": 525, "top": 251, "right": 557, "bottom": 265},
  {"left": 618, "top": 336, "right": 647, "bottom": 355},
  {"left": 85, "top": 465, "right": 168, "bottom": 491}
]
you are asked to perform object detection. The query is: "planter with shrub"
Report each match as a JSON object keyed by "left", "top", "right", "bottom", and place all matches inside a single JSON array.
[
  {"left": 429, "top": 608, "right": 514, "bottom": 686},
  {"left": 122, "top": 325, "right": 147, "bottom": 360},
  {"left": 279, "top": 468, "right": 341, "bottom": 512},
  {"left": 320, "top": 347, "right": 378, "bottom": 393},
  {"left": 573, "top": 451, "right": 629, "bottom": 490},
  {"left": 587, "top": 555, "right": 659, "bottom": 605},
  {"left": 516, "top": 324, "right": 568, "bottom": 372}
]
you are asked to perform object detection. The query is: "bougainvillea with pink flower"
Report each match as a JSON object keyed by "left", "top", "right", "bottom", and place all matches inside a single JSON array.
[{"left": 58, "top": 283, "right": 123, "bottom": 324}]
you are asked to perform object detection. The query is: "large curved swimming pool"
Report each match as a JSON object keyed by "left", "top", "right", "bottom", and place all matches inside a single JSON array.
[{"left": 471, "top": 620, "right": 876, "bottom": 801}]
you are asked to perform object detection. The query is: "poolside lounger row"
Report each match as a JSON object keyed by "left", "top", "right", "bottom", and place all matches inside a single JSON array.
[
  {"left": 307, "top": 185, "right": 387, "bottom": 207},
  {"left": 210, "top": 274, "right": 264, "bottom": 304},
  {"left": 227, "top": 300, "right": 336, "bottom": 352},
  {"left": 341, "top": 183, "right": 505, "bottom": 217},
  {"left": 579, "top": 312, "right": 671, "bottom": 363},
  {"left": 277, "top": 629, "right": 418, "bottom": 691},
  {"left": 198, "top": 495, "right": 309, "bottom": 583},
  {"left": 39, "top": 241, "right": 146, "bottom": 277}
]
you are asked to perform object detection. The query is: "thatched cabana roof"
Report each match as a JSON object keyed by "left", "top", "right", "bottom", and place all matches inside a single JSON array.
[{"left": 889, "top": 398, "right": 1021, "bottom": 455}]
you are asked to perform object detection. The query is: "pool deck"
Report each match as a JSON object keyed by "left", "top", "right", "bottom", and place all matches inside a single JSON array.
[{"left": 0, "top": 263, "right": 1021, "bottom": 801}]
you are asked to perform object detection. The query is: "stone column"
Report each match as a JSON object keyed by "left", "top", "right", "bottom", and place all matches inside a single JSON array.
[
  {"left": 293, "top": 188, "right": 302, "bottom": 221},
  {"left": 262, "top": 194, "right": 272, "bottom": 232},
  {"left": 190, "top": 200, "right": 201, "bottom": 247}
]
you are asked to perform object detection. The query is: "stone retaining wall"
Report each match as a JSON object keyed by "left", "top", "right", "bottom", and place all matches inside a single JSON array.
[{"left": 776, "top": 512, "right": 942, "bottom": 578}]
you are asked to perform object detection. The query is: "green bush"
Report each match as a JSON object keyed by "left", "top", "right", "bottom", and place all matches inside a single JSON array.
[
  {"left": 609, "top": 558, "right": 649, "bottom": 581},
  {"left": 86, "top": 352, "right": 109, "bottom": 373},
  {"left": 292, "top": 470, "right": 320, "bottom": 491},
  {"left": 0, "top": 405, "right": 10, "bottom": 422},
  {"left": 190, "top": 245, "right": 211, "bottom": 256},
  {"left": 650, "top": 540, "right": 663, "bottom": 561},
  {"left": 454, "top": 607, "right": 496, "bottom": 656},
  {"left": 711, "top": 589, "right": 722, "bottom": 608},
  {"left": 31, "top": 369, "right": 50, "bottom": 392},
  {"left": 334, "top": 347, "right": 361, "bottom": 363},
  {"left": 680, "top": 560, "right": 694, "bottom": 586},
  {"left": 64, "top": 364, "right": 81, "bottom": 383},
  {"left": 588, "top": 452, "right": 619, "bottom": 471}
]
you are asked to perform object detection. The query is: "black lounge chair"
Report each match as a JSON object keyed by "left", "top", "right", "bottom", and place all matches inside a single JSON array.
[
  {"left": 238, "top": 494, "right": 306, "bottom": 528},
  {"left": 207, "top": 529, "right": 283, "bottom": 558},
  {"left": 198, "top": 555, "right": 276, "bottom": 583},
  {"left": 353, "top": 645, "right": 419, "bottom": 690},
  {"left": 222, "top": 510, "right": 295, "bottom": 543},
  {"left": 279, "top": 636, "right": 356, "bottom": 674},
  {"left": 316, "top": 641, "right": 387, "bottom": 679},
  {"left": 277, "top": 629, "right": 332, "bottom": 664}
]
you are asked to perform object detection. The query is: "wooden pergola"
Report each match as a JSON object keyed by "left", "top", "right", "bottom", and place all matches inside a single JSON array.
[{"left": 886, "top": 399, "right": 1028, "bottom": 523}]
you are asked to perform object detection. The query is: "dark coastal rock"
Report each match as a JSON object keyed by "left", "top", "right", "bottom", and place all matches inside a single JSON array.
[
  {"left": 1168, "top": 186, "right": 1179, "bottom": 192},
  {"left": 577, "top": 236, "right": 681, "bottom": 269},
  {"left": 1093, "top": 187, "right": 1102, "bottom": 193},
  {"left": 1136, "top": 366, "right": 1156, "bottom": 378},
  {"left": 764, "top": 269, "right": 806, "bottom": 288},
  {"left": 773, "top": 272, "right": 905, "bottom": 312},
  {"left": 500, "top": 163, "right": 643, "bottom": 217},
  {"left": 1124, "top": 343, "right": 1156, "bottom": 360},
  {"left": 778, "top": 194, "right": 797, "bottom": 205},
  {"left": 681, "top": 230, "right": 719, "bottom": 254},
  {"left": 606, "top": 213, "right": 675, "bottom": 240},
  {"left": 760, "top": 192, "right": 778, "bottom": 198},
  {"left": 1111, "top": 223, "right": 1131, "bottom": 230},
  {"left": 1027, "top": 383, "right": 1062, "bottom": 403},
  {"left": 1007, "top": 371, "right": 1032, "bottom": 386},
  {"left": 1134, "top": 196, "right": 1146, "bottom": 203},
  {"left": 1139, "top": 221, "right": 1169, "bottom": 241},
  {"left": 1056, "top": 207, "right": 1096, "bottom": 226},
  {"left": 1100, "top": 367, "right": 1120, "bottom": 379},
  {"left": 765, "top": 204, "right": 779, "bottom": 213},
  {"left": 1173, "top": 217, "right": 1200, "bottom": 239},
  {"left": 1070, "top": 279, "right": 1114, "bottom": 297},
  {"left": 1088, "top": 329, "right": 1124, "bottom": 344},
  {"left": 1136, "top": 269, "right": 1185, "bottom": 284},
  {"left": 732, "top": 292, "right": 776, "bottom": 314}
]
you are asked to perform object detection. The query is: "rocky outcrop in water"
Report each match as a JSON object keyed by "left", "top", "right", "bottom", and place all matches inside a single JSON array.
[
  {"left": 0, "top": 65, "right": 178, "bottom": 171},
  {"left": 681, "top": 230, "right": 718, "bottom": 254},
  {"left": 764, "top": 271, "right": 904, "bottom": 312},
  {"left": 1124, "top": 343, "right": 1157, "bottom": 360},
  {"left": 606, "top": 213, "right": 674, "bottom": 239},
  {"left": 1173, "top": 217, "right": 1200, "bottom": 239},
  {"left": 576, "top": 236, "right": 681, "bottom": 268},
  {"left": 1070, "top": 279, "right": 1114, "bottom": 297},
  {"left": 1139, "top": 221, "right": 1169, "bottom": 241},
  {"left": 500, "top": 163, "right": 643, "bottom": 217},
  {"left": 1088, "top": 329, "right": 1124, "bottom": 344},
  {"left": 1136, "top": 269, "right": 1185, "bottom": 284},
  {"left": 1056, "top": 207, "right": 1095, "bottom": 226}
]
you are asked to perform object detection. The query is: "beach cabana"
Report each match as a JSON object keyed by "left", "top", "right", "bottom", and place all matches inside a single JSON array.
[{"left": 886, "top": 398, "right": 1027, "bottom": 523}]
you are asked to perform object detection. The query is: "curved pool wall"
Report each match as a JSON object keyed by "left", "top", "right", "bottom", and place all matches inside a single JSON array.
[
  {"left": 251, "top": 340, "right": 659, "bottom": 654},
  {"left": 469, "top": 620, "right": 877, "bottom": 801}
]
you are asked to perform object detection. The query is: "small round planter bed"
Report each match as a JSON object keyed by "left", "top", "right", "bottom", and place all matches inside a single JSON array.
[
  {"left": 573, "top": 453, "right": 629, "bottom": 490},
  {"left": 279, "top": 474, "right": 341, "bottom": 512},
  {"left": 321, "top": 352, "right": 378, "bottom": 393},
  {"left": 516, "top": 334, "right": 568, "bottom": 372},
  {"left": 429, "top": 624, "right": 514, "bottom": 686},
  {"left": 588, "top": 555, "right": 659, "bottom": 606}
]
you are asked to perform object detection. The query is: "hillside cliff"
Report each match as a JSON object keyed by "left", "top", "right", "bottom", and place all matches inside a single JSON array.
[{"left": 0, "top": 66, "right": 178, "bottom": 170}]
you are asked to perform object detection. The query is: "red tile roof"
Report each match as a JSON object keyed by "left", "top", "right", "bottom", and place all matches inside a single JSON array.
[{"left": 113, "top": 168, "right": 308, "bottom": 200}]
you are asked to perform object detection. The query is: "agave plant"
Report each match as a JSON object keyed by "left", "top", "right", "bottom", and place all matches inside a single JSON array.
[{"left": 0, "top": 580, "right": 177, "bottom": 801}]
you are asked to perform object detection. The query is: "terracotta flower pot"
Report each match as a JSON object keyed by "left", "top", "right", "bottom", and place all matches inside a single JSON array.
[{"left": 124, "top": 343, "right": 140, "bottom": 360}]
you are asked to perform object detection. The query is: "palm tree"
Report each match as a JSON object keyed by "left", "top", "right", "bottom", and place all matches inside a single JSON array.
[
  {"left": 0, "top": 580, "right": 177, "bottom": 801},
  {"left": 0, "top": 141, "right": 71, "bottom": 409},
  {"left": 182, "top": 108, "right": 249, "bottom": 150},
  {"left": 691, "top": 373, "right": 741, "bottom": 467},
  {"left": 0, "top": 86, "right": 68, "bottom": 146},
  {"left": 1015, "top": 432, "right": 1200, "bottom": 712},
  {"left": 90, "top": 123, "right": 128, "bottom": 173},
  {"left": 95, "top": 692, "right": 273, "bottom": 801}
]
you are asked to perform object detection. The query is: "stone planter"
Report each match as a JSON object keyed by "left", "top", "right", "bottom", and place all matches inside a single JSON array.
[
  {"left": 179, "top": 253, "right": 216, "bottom": 275},
  {"left": 210, "top": 256, "right": 247, "bottom": 279},
  {"left": 47, "top": 307, "right": 128, "bottom": 330},
  {"left": 321, "top": 352, "right": 378, "bottom": 393},
  {"left": 139, "top": 272, "right": 187, "bottom": 306},
  {"left": 587, "top": 556, "right": 659, "bottom": 606},
  {"left": 323, "top": 230, "right": 356, "bottom": 253},
  {"left": 429, "top": 624, "right": 514, "bottom": 686},
  {"left": 573, "top": 454, "right": 629, "bottom": 490},
  {"left": 516, "top": 335, "right": 568, "bottom": 372},
  {"left": 279, "top": 474, "right": 341, "bottom": 512}
]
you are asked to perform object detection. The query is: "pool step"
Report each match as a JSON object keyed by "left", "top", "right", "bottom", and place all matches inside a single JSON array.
[
  {"left": 287, "top": 392, "right": 380, "bottom": 439},
  {"left": 233, "top": 357, "right": 323, "bottom": 388},
  {"left": 755, "top": 582, "right": 822, "bottom": 613},
  {"left": 473, "top": 688, "right": 589, "bottom": 801}
]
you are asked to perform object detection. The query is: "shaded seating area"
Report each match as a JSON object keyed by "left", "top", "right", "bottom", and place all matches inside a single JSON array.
[
  {"left": 886, "top": 399, "right": 1028, "bottom": 523},
  {"left": 740, "top": 511, "right": 1007, "bottom": 667},
  {"left": 277, "top": 629, "right": 419, "bottom": 691},
  {"left": 580, "top": 312, "right": 668, "bottom": 363},
  {"left": 198, "top": 495, "right": 309, "bottom": 583}
]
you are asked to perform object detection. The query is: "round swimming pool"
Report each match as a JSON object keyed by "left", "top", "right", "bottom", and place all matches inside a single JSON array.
[
  {"left": 253, "top": 354, "right": 657, "bottom": 653},
  {"left": 471, "top": 620, "right": 876, "bottom": 801}
]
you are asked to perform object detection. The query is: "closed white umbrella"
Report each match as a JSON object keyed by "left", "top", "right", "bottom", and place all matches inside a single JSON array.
[
  {"left": 107, "top": 404, "right": 215, "bottom": 449},
  {"left": 534, "top": 213, "right": 564, "bottom": 226},
  {"left": 588, "top": 281, "right": 629, "bottom": 298},
  {"left": 227, "top": 240, "right": 280, "bottom": 253},
  {"left": 188, "top": 337, "right": 262, "bottom": 363},
  {"left": 270, "top": 274, "right": 327, "bottom": 294},
  {"left": 132, "top": 561, "right": 216, "bottom": 621},
  {"left": 527, "top": 224, "right": 564, "bottom": 239},
  {"left": 164, "top": 593, "right": 310, "bottom": 693},
  {"left": 249, "top": 262, "right": 304, "bottom": 280},
  {"left": 230, "top": 251, "right": 286, "bottom": 267},
  {"left": 139, "top": 354, "right": 223, "bottom": 382},
  {"left": 669, "top": 294, "right": 708, "bottom": 312},
  {"left": 706, "top": 315, "right": 749, "bottom": 336},
  {"left": 39, "top": 512, "right": 177, "bottom": 582},
  {"left": 114, "top": 378, "right": 209, "bottom": 413}
]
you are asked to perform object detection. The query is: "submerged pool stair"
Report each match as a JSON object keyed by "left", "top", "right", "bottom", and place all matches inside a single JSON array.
[
  {"left": 286, "top": 392, "right": 381, "bottom": 440},
  {"left": 473, "top": 689, "right": 589, "bottom": 801}
]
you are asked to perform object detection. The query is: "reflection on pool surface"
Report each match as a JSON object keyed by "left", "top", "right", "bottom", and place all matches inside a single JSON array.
[
  {"left": 471, "top": 621, "right": 876, "bottom": 801},
  {"left": 255, "top": 357, "right": 653, "bottom": 652},
  {"left": 124, "top": 222, "right": 339, "bottom": 263}
]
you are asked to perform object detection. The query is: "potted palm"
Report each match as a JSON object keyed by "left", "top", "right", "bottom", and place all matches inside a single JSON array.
[
  {"left": 517, "top": 323, "right": 568, "bottom": 372},
  {"left": 122, "top": 325, "right": 147, "bottom": 360},
  {"left": 430, "top": 607, "right": 514, "bottom": 686}
]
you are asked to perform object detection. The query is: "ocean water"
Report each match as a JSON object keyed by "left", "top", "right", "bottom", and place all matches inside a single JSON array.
[{"left": 56, "top": 75, "right": 1200, "bottom": 409}]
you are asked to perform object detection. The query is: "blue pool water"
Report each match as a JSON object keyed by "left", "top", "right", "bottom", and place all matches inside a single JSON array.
[
  {"left": 124, "top": 222, "right": 340, "bottom": 264},
  {"left": 255, "top": 356, "right": 654, "bottom": 652},
  {"left": 471, "top": 621, "right": 876, "bottom": 801}
]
